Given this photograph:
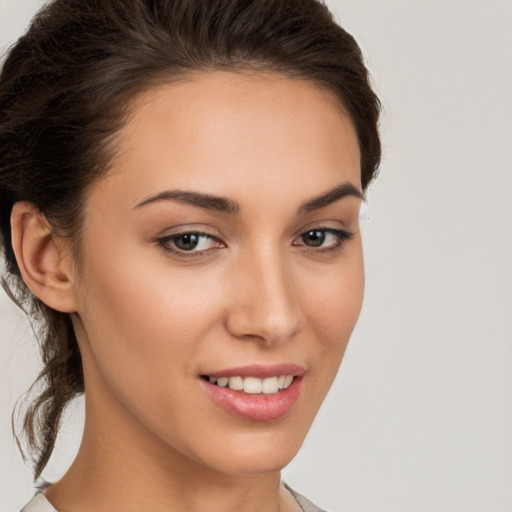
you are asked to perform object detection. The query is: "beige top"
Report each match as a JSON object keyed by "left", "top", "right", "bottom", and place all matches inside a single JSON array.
[{"left": 20, "top": 484, "right": 326, "bottom": 512}]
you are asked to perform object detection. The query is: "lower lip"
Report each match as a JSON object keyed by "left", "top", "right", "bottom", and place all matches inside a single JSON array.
[{"left": 200, "top": 377, "right": 303, "bottom": 422}]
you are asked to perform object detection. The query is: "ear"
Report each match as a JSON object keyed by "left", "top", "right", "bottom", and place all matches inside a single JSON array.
[{"left": 10, "top": 201, "right": 78, "bottom": 313}]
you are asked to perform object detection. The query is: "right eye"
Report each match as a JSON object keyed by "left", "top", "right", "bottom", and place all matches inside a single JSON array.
[{"left": 155, "top": 231, "right": 223, "bottom": 257}]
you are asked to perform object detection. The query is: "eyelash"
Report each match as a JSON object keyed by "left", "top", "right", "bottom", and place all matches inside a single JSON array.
[{"left": 155, "top": 228, "right": 353, "bottom": 259}]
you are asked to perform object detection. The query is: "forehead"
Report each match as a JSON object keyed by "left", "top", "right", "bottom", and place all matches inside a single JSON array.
[{"left": 93, "top": 71, "right": 361, "bottom": 213}]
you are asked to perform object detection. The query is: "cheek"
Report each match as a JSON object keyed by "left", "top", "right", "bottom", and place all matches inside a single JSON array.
[
  {"left": 310, "top": 252, "right": 363, "bottom": 331},
  {"left": 74, "top": 239, "right": 225, "bottom": 401},
  {"left": 300, "top": 248, "right": 365, "bottom": 381}
]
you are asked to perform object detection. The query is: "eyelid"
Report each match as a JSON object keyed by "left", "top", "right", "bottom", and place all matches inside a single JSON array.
[
  {"left": 154, "top": 222, "right": 224, "bottom": 238},
  {"left": 292, "top": 219, "right": 352, "bottom": 240}
]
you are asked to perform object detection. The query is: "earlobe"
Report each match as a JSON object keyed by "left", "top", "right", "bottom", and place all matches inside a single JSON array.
[{"left": 10, "top": 201, "right": 78, "bottom": 313}]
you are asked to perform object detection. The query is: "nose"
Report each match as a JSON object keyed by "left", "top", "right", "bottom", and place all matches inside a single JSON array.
[{"left": 225, "top": 246, "right": 300, "bottom": 345}]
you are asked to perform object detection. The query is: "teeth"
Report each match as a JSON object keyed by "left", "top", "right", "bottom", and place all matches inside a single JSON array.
[
  {"left": 243, "top": 376, "right": 262, "bottom": 394},
  {"left": 228, "top": 376, "right": 244, "bottom": 391},
  {"left": 207, "top": 375, "right": 295, "bottom": 394},
  {"left": 261, "top": 376, "right": 279, "bottom": 394},
  {"left": 217, "top": 377, "right": 229, "bottom": 387}
]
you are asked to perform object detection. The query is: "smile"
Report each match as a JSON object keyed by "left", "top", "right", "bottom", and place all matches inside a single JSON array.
[
  {"left": 200, "top": 364, "right": 305, "bottom": 421},
  {"left": 205, "top": 375, "right": 295, "bottom": 394}
]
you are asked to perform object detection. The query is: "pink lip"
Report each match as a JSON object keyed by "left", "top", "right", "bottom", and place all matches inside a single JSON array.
[{"left": 199, "top": 364, "right": 305, "bottom": 422}]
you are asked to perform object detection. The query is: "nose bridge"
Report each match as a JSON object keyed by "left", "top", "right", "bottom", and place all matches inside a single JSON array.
[{"left": 226, "top": 242, "right": 299, "bottom": 344}]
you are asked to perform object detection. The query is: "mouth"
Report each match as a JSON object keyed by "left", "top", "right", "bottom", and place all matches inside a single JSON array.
[
  {"left": 201, "top": 374, "right": 295, "bottom": 394},
  {"left": 199, "top": 364, "right": 305, "bottom": 421}
]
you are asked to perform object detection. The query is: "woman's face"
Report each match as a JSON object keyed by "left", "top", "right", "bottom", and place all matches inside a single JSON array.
[{"left": 71, "top": 71, "right": 364, "bottom": 476}]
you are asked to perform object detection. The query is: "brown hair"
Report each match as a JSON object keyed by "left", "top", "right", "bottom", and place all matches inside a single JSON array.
[{"left": 0, "top": 0, "right": 381, "bottom": 480}]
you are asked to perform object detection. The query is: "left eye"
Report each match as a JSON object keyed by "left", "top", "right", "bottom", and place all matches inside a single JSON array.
[
  {"left": 294, "top": 228, "right": 351, "bottom": 249},
  {"left": 157, "top": 232, "right": 219, "bottom": 253}
]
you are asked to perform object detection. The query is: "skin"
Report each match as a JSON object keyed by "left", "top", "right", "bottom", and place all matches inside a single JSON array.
[{"left": 12, "top": 71, "right": 363, "bottom": 512}]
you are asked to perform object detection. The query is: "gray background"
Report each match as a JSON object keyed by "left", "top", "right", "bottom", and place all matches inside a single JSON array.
[{"left": 1, "top": 1, "right": 511, "bottom": 511}]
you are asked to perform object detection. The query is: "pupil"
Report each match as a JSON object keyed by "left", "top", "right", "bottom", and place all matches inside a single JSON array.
[
  {"left": 304, "top": 230, "right": 325, "bottom": 247},
  {"left": 176, "top": 233, "right": 199, "bottom": 250}
]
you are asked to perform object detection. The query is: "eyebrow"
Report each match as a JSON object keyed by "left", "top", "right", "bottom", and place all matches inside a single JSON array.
[
  {"left": 297, "top": 182, "right": 363, "bottom": 214},
  {"left": 134, "top": 190, "right": 240, "bottom": 214},
  {"left": 134, "top": 181, "right": 362, "bottom": 215}
]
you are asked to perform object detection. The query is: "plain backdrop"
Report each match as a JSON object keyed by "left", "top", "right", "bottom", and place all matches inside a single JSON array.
[{"left": 1, "top": 1, "right": 511, "bottom": 511}]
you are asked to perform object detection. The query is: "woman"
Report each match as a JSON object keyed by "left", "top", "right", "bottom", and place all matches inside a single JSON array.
[{"left": 0, "top": 1, "right": 381, "bottom": 511}]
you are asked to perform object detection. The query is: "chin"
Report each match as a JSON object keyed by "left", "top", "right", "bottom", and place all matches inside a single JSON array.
[
  {"left": 207, "top": 451, "right": 297, "bottom": 477},
  {"left": 187, "top": 427, "right": 307, "bottom": 477}
]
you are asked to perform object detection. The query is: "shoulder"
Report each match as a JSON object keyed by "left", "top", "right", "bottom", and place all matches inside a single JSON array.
[
  {"left": 20, "top": 493, "right": 57, "bottom": 512},
  {"left": 285, "top": 483, "right": 328, "bottom": 512}
]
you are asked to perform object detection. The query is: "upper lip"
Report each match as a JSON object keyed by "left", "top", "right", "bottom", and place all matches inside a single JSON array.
[{"left": 201, "top": 363, "right": 306, "bottom": 379}]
